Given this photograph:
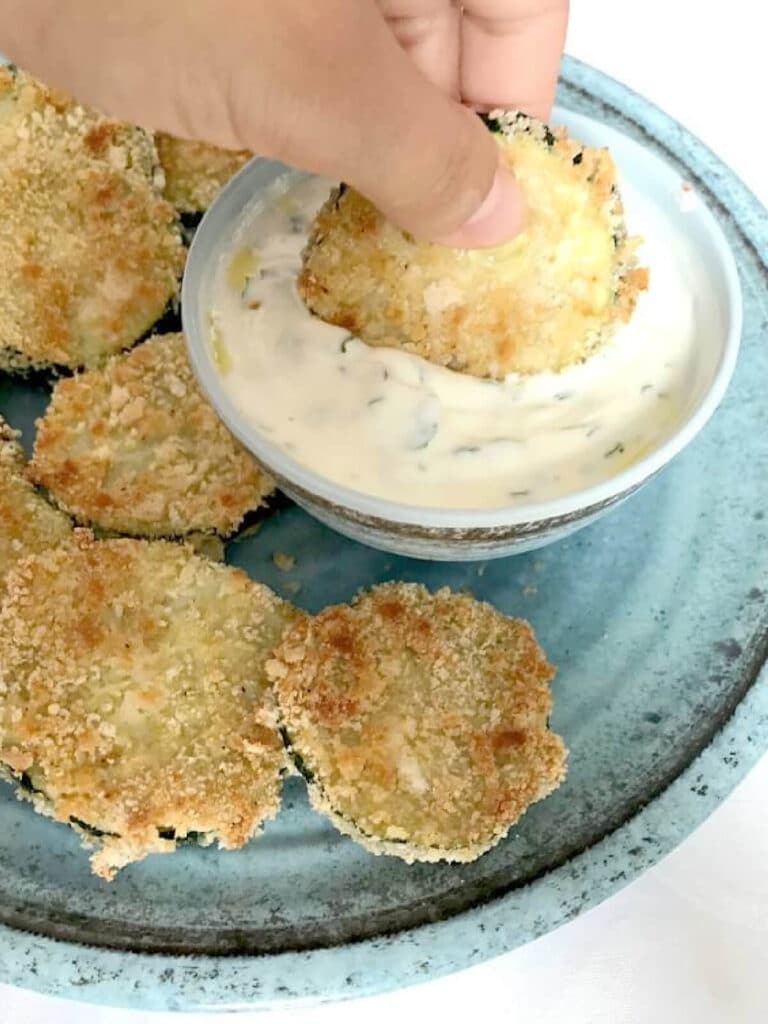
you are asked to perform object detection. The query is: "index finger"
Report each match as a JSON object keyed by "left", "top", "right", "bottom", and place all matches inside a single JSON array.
[
  {"left": 460, "top": 0, "right": 569, "bottom": 120},
  {"left": 378, "top": 0, "right": 461, "bottom": 96}
]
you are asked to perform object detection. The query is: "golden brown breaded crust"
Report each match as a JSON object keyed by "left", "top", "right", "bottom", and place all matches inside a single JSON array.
[
  {"left": 269, "top": 582, "right": 566, "bottom": 861},
  {"left": 28, "top": 332, "right": 274, "bottom": 537},
  {"left": 299, "top": 111, "right": 648, "bottom": 379},
  {"left": 0, "top": 533, "right": 298, "bottom": 879},
  {"left": 0, "top": 66, "right": 185, "bottom": 370},
  {"left": 156, "top": 133, "right": 252, "bottom": 213},
  {"left": 0, "top": 415, "right": 72, "bottom": 597}
]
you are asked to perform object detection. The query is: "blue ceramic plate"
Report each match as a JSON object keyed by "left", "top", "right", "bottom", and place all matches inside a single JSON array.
[{"left": 0, "top": 57, "right": 766, "bottom": 1012}]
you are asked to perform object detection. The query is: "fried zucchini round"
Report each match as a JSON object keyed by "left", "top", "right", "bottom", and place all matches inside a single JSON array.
[
  {"left": 0, "top": 534, "right": 298, "bottom": 879},
  {"left": 269, "top": 582, "right": 566, "bottom": 862},
  {"left": 299, "top": 111, "right": 648, "bottom": 379},
  {"left": 29, "top": 332, "right": 274, "bottom": 537},
  {"left": 156, "top": 133, "right": 252, "bottom": 214},
  {"left": 0, "top": 66, "right": 185, "bottom": 371},
  {"left": 0, "top": 416, "right": 72, "bottom": 597}
]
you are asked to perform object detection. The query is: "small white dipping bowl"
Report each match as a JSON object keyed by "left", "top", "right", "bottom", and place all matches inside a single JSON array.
[{"left": 182, "top": 108, "right": 742, "bottom": 561}]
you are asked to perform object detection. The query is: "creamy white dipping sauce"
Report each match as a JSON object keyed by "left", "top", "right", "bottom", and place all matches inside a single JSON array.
[{"left": 210, "top": 174, "right": 696, "bottom": 510}]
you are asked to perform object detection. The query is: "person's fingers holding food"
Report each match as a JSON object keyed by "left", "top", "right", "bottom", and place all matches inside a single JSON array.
[{"left": 2, "top": 0, "right": 523, "bottom": 245}]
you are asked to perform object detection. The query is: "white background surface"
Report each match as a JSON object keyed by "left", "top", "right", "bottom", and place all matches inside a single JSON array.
[{"left": 3, "top": 1, "right": 766, "bottom": 1021}]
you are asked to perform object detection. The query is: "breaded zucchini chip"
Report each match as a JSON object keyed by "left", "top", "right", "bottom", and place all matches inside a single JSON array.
[
  {"left": 29, "top": 332, "right": 274, "bottom": 537},
  {"left": 156, "top": 133, "right": 252, "bottom": 214},
  {"left": 0, "top": 66, "right": 185, "bottom": 371},
  {"left": 0, "top": 534, "right": 297, "bottom": 879},
  {"left": 299, "top": 111, "right": 648, "bottom": 379},
  {"left": 269, "top": 582, "right": 566, "bottom": 862},
  {"left": 0, "top": 415, "right": 72, "bottom": 597}
]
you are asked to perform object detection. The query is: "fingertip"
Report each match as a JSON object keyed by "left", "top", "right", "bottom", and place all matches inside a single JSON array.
[{"left": 433, "top": 164, "right": 526, "bottom": 249}]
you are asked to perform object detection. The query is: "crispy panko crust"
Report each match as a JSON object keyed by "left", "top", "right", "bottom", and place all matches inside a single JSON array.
[
  {"left": 156, "top": 133, "right": 252, "bottom": 214},
  {"left": 0, "top": 66, "right": 185, "bottom": 371},
  {"left": 299, "top": 111, "right": 649, "bottom": 379},
  {"left": 0, "top": 533, "right": 298, "bottom": 879},
  {"left": 28, "top": 332, "right": 274, "bottom": 537},
  {"left": 269, "top": 582, "right": 566, "bottom": 862},
  {"left": 0, "top": 415, "right": 72, "bottom": 597}
]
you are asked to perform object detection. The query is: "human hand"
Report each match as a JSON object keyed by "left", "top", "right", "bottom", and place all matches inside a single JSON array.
[{"left": 2, "top": 0, "right": 568, "bottom": 246}]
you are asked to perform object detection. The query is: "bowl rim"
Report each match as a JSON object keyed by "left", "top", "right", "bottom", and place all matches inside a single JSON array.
[{"left": 182, "top": 109, "right": 743, "bottom": 531}]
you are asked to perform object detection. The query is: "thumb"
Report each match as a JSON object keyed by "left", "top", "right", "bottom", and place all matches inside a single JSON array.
[
  {"left": 238, "top": 2, "right": 524, "bottom": 247},
  {"left": 359, "top": 95, "right": 525, "bottom": 248}
]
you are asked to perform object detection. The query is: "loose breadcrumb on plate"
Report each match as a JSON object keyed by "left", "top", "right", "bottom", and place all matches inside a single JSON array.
[{"left": 272, "top": 551, "right": 296, "bottom": 572}]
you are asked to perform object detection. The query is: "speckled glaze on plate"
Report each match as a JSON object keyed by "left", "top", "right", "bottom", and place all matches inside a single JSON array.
[{"left": 0, "top": 57, "right": 765, "bottom": 1012}]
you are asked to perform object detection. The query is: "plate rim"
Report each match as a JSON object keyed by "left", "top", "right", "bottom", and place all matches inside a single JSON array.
[{"left": 0, "top": 54, "right": 766, "bottom": 1011}]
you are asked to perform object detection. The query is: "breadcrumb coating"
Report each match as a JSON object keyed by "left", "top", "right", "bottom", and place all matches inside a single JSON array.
[
  {"left": 269, "top": 582, "right": 566, "bottom": 861},
  {"left": 0, "top": 66, "right": 185, "bottom": 370},
  {"left": 0, "top": 534, "right": 298, "bottom": 879},
  {"left": 156, "top": 133, "right": 251, "bottom": 214},
  {"left": 0, "top": 415, "right": 72, "bottom": 597},
  {"left": 299, "top": 111, "right": 648, "bottom": 379},
  {"left": 29, "top": 332, "right": 274, "bottom": 537}
]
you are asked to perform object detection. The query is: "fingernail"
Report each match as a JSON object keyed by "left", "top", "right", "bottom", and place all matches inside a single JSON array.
[{"left": 435, "top": 165, "right": 525, "bottom": 249}]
